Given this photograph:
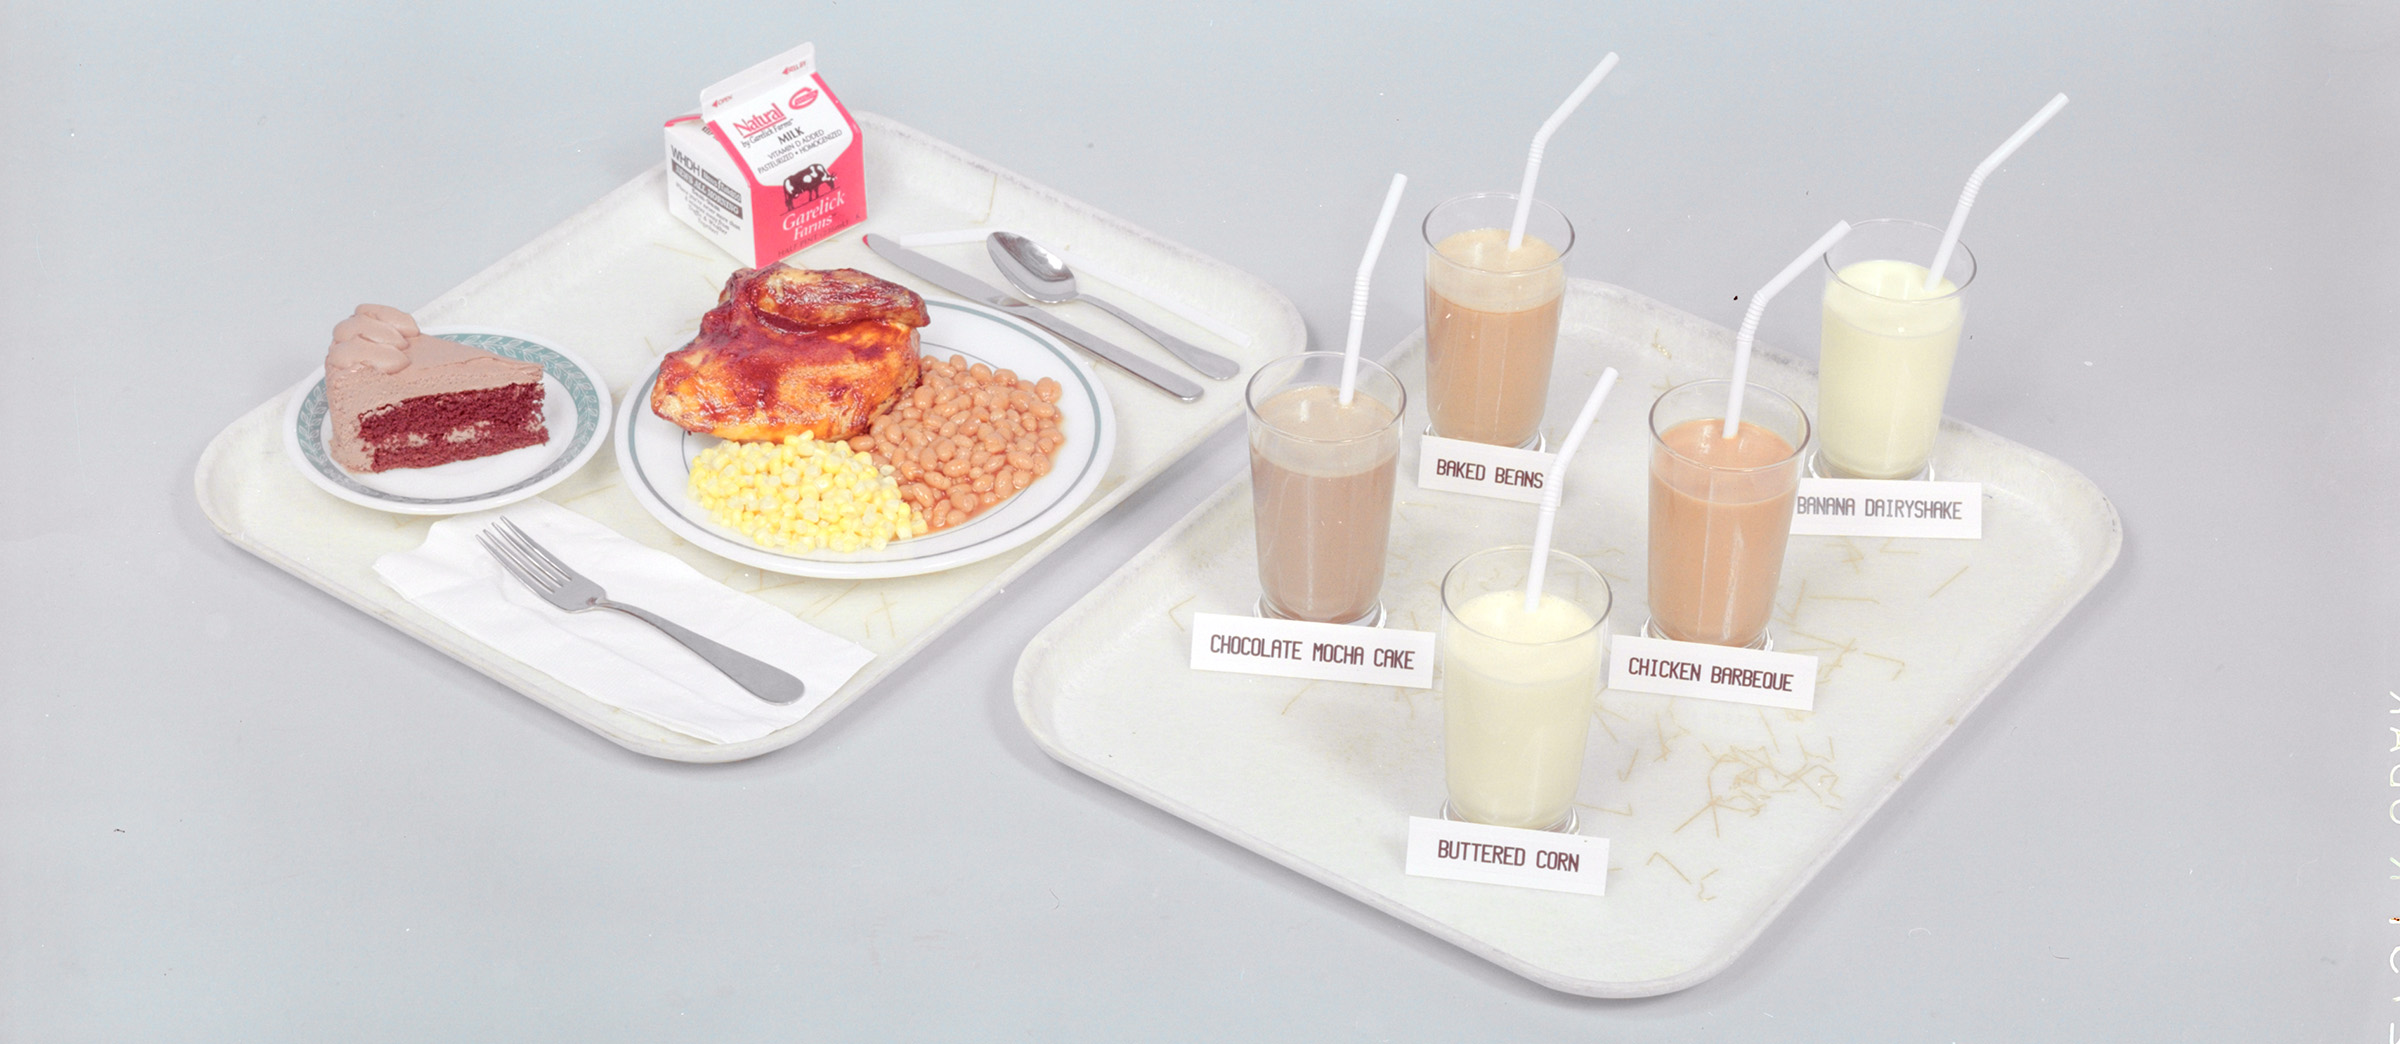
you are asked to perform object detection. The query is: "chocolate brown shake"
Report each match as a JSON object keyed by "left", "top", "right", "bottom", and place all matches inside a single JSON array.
[
  {"left": 1251, "top": 383, "right": 1401, "bottom": 624},
  {"left": 1644, "top": 381, "right": 1809, "bottom": 648},
  {"left": 1244, "top": 354, "right": 1407, "bottom": 626}
]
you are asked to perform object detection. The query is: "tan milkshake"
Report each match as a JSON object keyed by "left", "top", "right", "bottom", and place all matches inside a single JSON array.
[
  {"left": 1422, "top": 193, "right": 1573, "bottom": 448},
  {"left": 1247, "top": 354, "right": 1406, "bottom": 625},
  {"left": 1645, "top": 380, "right": 1809, "bottom": 649}
]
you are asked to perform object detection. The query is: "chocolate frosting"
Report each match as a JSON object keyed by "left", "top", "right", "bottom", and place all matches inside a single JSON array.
[
  {"left": 322, "top": 304, "right": 544, "bottom": 471},
  {"left": 326, "top": 304, "right": 430, "bottom": 373}
]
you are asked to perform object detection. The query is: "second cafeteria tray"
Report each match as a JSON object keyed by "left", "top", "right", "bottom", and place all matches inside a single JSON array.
[
  {"left": 1014, "top": 278, "right": 2120, "bottom": 996},
  {"left": 195, "top": 113, "right": 1303, "bottom": 762}
]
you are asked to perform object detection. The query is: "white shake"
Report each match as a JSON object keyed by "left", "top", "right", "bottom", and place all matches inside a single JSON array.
[
  {"left": 1441, "top": 588, "right": 1604, "bottom": 830},
  {"left": 1817, "top": 258, "right": 1964, "bottom": 480}
]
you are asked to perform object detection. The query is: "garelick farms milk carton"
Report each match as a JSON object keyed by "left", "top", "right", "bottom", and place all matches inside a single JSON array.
[{"left": 664, "top": 42, "right": 866, "bottom": 266}]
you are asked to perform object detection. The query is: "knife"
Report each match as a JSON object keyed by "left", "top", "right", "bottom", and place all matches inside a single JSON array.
[{"left": 864, "top": 234, "right": 1203, "bottom": 402}]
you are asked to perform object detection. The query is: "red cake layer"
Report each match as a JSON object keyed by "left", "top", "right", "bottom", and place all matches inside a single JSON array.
[{"left": 354, "top": 382, "right": 547, "bottom": 472}]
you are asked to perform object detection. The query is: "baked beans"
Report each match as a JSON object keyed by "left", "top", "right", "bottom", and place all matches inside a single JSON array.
[{"left": 848, "top": 355, "right": 1068, "bottom": 532}]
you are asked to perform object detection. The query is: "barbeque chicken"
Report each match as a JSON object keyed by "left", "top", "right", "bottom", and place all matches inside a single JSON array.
[{"left": 650, "top": 265, "right": 931, "bottom": 442}]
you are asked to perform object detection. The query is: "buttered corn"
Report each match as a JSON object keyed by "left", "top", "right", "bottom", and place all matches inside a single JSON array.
[{"left": 686, "top": 433, "right": 926, "bottom": 552}]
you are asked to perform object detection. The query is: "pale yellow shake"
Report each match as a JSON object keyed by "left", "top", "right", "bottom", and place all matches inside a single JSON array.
[
  {"left": 1817, "top": 258, "right": 1963, "bottom": 479},
  {"left": 1441, "top": 588, "right": 1604, "bottom": 830}
]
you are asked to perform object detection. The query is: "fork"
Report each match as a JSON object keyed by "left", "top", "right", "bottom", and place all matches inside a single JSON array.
[{"left": 476, "top": 518, "right": 807, "bottom": 705}]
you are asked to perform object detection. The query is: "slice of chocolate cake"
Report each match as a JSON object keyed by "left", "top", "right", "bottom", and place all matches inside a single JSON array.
[{"left": 324, "top": 304, "right": 548, "bottom": 472}]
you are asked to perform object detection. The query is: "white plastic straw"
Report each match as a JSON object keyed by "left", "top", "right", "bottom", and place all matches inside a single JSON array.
[
  {"left": 1924, "top": 93, "right": 2069, "bottom": 292},
  {"left": 1508, "top": 52, "right": 1620, "bottom": 251},
  {"left": 1341, "top": 173, "right": 1409, "bottom": 406},
  {"left": 1523, "top": 367, "right": 1620, "bottom": 612},
  {"left": 1724, "top": 221, "right": 1853, "bottom": 438}
]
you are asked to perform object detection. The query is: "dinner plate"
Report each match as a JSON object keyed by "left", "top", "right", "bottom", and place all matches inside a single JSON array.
[
  {"left": 614, "top": 299, "right": 1118, "bottom": 579},
  {"left": 281, "top": 328, "right": 612, "bottom": 515}
]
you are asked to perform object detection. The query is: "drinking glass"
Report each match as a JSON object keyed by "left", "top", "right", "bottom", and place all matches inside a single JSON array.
[
  {"left": 1246, "top": 352, "right": 1406, "bottom": 626},
  {"left": 1644, "top": 379, "right": 1810, "bottom": 649},
  {"left": 1439, "top": 545, "right": 1611, "bottom": 832},
  {"left": 1422, "top": 192, "right": 1574, "bottom": 449}
]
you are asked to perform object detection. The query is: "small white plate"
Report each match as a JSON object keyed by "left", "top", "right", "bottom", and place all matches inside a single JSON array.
[
  {"left": 615, "top": 299, "right": 1118, "bottom": 579},
  {"left": 281, "top": 328, "right": 612, "bottom": 515}
]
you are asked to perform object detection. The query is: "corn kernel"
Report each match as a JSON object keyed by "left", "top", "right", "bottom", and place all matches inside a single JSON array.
[{"left": 686, "top": 435, "right": 924, "bottom": 553}]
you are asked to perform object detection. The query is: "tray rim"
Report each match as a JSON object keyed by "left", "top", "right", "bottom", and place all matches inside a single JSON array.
[
  {"left": 1010, "top": 277, "right": 2124, "bottom": 997},
  {"left": 194, "top": 110, "right": 1306, "bottom": 763}
]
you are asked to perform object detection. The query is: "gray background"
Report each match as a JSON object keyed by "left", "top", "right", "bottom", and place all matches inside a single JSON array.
[{"left": 4, "top": 1, "right": 2392, "bottom": 1039}]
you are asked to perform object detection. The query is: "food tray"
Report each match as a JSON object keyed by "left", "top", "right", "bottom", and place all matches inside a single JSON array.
[
  {"left": 1012, "top": 278, "right": 2120, "bottom": 997},
  {"left": 195, "top": 113, "right": 1304, "bottom": 762}
]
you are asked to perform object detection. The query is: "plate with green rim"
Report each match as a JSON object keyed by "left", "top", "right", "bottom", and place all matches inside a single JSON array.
[
  {"left": 614, "top": 299, "right": 1118, "bottom": 580},
  {"left": 281, "top": 328, "right": 611, "bottom": 515}
]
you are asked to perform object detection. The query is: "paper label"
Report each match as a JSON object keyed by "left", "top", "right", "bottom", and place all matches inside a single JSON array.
[
  {"left": 1403, "top": 816, "right": 1609, "bottom": 896},
  {"left": 1607, "top": 634, "right": 1818, "bottom": 710},
  {"left": 705, "top": 80, "right": 855, "bottom": 189},
  {"left": 700, "top": 43, "right": 855, "bottom": 187},
  {"left": 1415, "top": 435, "right": 1555, "bottom": 505},
  {"left": 1790, "top": 478, "right": 1983, "bottom": 539},
  {"left": 1189, "top": 612, "right": 1435, "bottom": 689}
]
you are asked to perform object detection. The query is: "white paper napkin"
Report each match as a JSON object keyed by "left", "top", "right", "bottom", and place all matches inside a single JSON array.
[{"left": 373, "top": 499, "right": 872, "bottom": 744}]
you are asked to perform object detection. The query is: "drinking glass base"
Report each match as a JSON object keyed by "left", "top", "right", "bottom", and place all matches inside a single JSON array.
[
  {"left": 1641, "top": 615, "right": 1772, "bottom": 651},
  {"left": 1441, "top": 800, "right": 1577, "bottom": 835},
  {"left": 1257, "top": 597, "right": 1385, "bottom": 629},
  {"left": 1422, "top": 423, "right": 1545, "bottom": 452},
  {"left": 1806, "top": 448, "right": 1934, "bottom": 482}
]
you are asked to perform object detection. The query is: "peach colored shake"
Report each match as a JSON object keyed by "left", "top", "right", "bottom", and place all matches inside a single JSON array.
[{"left": 1647, "top": 418, "right": 1800, "bottom": 648}]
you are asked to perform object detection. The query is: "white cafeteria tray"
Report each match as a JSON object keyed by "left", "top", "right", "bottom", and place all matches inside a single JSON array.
[
  {"left": 1013, "top": 278, "right": 2121, "bottom": 997},
  {"left": 195, "top": 113, "right": 1303, "bottom": 762}
]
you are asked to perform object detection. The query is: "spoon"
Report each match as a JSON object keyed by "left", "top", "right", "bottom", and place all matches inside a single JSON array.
[{"left": 987, "top": 232, "right": 1241, "bottom": 380}]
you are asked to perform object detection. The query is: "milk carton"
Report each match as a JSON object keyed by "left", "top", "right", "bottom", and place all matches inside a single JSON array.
[{"left": 663, "top": 42, "right": 867, "bottom": 267}]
